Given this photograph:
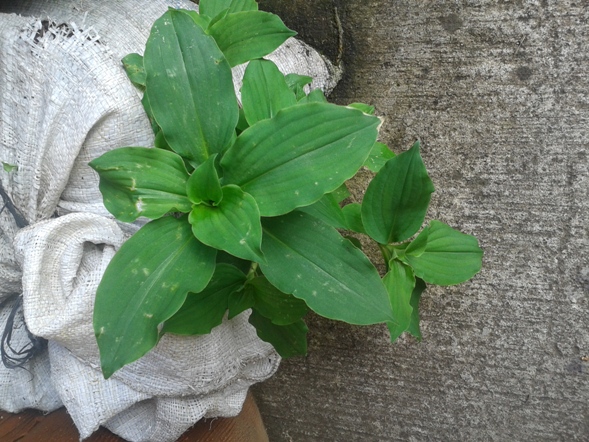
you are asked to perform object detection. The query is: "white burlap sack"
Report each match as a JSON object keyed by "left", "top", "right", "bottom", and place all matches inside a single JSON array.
[
  {"left": 0, "top": 296, "right": 62, "bottom": 412},
  {"left": 1, "top": 1, "right": 339, "bottom": 440}
]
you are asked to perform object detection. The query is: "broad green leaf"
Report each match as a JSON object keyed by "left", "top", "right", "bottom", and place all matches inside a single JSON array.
[
  {"left": 407, "top": 278, "right": 426, "bottom": 340},
  {"left": 178, "top": 10, "right": 210, "bottom": 30},
  {"left": 189, "top": 185, "right": 264, "bottom": 262},
  {"left": 362, "top": 142, "right": 435, "bottom": 244},
  {"left": 89, "top": 147, "right": 191, "bottom": 222},
  {"left": 163, "top": 264, "right": 246, "bottom": 335},
  {"left": 248, "top": 276, "right": 308, "bottom": 325},
  {"left": 221, "top": 103, "right": 380, "bottom": 216},
  {"left": 216, "top": 250, "right": 252, "bottom": 274},
  {"left": 144, "top": 10, "right": 238, "bottom": 163},
  {"left": 154, "top": 130, "right": 171, "bottom": 151},
  {"left": 94, "top": 216, "right": 216, "bottom": 378},
  {"left": 342, "top": 203, "right": 366, "bottom": 234},
  {"left": 186, "top": 154, "right": 223, "bottom": 205},
  {"left": 403, "top": 220, "right": 483, "bottom": 285},
  {"left": 285, "top": 73, "right": 312, "bottom": 100},
  {"left": 141, "top": 92, "right": 159, "bottom": 135},
  {"left": 260, "top": 212, "right": 394, "bottom": 325},
  {"left": 121, "top": 53, "right": 146, "bottom": 89},
  {"left": 297, "top": 192, "right": 348, "bottom": 230},
  {"left": 208, "top": 9, "right": 230, "bottom": 29},
  {"left": 332, "top": 183, "right": 350, "bottom": 203},
  {"left": 384, "top": 260, "right": 416, "bottom": 341},
  {"left": 200, "top": 0, "right": 258, "bottom": 19},
  {"left": 404, "top": 227, "right": 428, "bottom": 257},
  {"left": 344, "top": 236, "right": 363, "bottom": 250},
  {"left": 228, "top": 287, "right": 255, "bottom": 319},
  {"left": 348, "top": 102, "right": 375, "bottom": 115},
  {"left": 298, "top": 88, "right": 327, "bottom": 104},
  {"left": 241, "top": 59, "right": 296, "bottom": 126},
  {"left": 207, "top": 11, "right": 296, "bottom": 67},
  {"left": 249, "top": 310, "right": 308, "bottom": 358},
  {"left": 236, "top": 107, "right": 249, "bottom": 133},
  {"left": 363, "top": 142, "right": 396, "bottom": 173}
]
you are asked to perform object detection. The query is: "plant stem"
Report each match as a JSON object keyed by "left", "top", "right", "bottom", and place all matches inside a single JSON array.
[
  {"left": 247, "top": 262, "right": 259, "bottom": 280},
  {"left": 378, "top": 243, "right": 393, "bottom": 272}
]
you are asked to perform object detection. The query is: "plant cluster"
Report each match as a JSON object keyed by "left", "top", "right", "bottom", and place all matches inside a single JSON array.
[{"left": 89, "top": 0, "right": 483, "bottom": 378}]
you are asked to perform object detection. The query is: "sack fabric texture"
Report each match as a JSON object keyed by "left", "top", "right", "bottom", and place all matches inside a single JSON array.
[{"left": 0, "top": 1, "right": 339, "bottom": 440}]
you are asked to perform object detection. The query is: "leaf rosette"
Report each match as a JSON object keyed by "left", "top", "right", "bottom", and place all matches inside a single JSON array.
[{"left": 90, "top": 2, "right": 483, "bottom": 377}]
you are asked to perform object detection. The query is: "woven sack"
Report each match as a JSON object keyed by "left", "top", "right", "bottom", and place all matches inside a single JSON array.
[
  {"left": 0, "top": 296, "right": 62, "bottom": 413},
  {"left": 1, "top": 1, "right": 339, "bottom": 440}
]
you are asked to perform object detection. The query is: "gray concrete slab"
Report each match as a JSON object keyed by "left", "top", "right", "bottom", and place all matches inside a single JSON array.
[{"left": 255, "top": 1, "right": 589, "bottom": 440}]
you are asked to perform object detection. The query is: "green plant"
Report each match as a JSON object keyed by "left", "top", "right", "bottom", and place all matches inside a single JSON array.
[{"left": 89, "top": 0, "right": 483, "bottom": 378}]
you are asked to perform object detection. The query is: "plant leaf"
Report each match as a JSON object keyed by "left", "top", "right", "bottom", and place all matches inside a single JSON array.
[
  {"left": 247, "top": 276, "right": 308, "bottom": 325},
  {"left": 141, "top": 92, "right": 160, "bottom": 135},
  {"left": 94, "top": 216, "right": 217, "bottom": 378},
  {"left": 121, "top": 53, "right": 146, "bottom": 89},
  {"left": 162, "top": 263, "right": 246, "bottom": 335},
  {"left": 200, "top": 0, "right": 258, "bottom": 19},
  {"left": 221, "top": 103, "right": 380, "bottom": 216},
  {"left": 260, "top": 212, "right": 393, "bottom": 325},
  {"left": 154, "top": 130, "right": 172, "bottom": 151},
  {"left": 249, "top": 310, "right": 308, "bottom": 358},
  {"left": 2, "top": 162, "right": 17, "bottom": 173},
  {"left": 342, "top": 203, "right": 366, "bottom": 234},
  {"left": 362, "top": 141, "right": 435, "bottom": 244},
  {"left": 384, "top": 260, "right": 416, "bottom": 341},
  {"left": 236, "top": 107, "right": 250, "bottom": 134},
  {"left": 89, "top": 147, "right": 192, "bottom": 222},
  {"left": 297, "top": 192, "right": 348, "bottom": 229},
  {"left": 144, "top": 9, "right": 238, "bottom": 164},
  {"left": 298, "top": 88, "right": 327, "bottom": 104},
  {"left": 407, "top": 277, "right": 426, "bottom": 340},
  {"left": 241, "top": 59, "right": 297, "bottom": 126},
  {"left": 348, "top": 102, "right": 375, "bottom": 115},
  {"left": 216, "top": 251, "right": 252, "bottom": 274},
  {"left": 332, "top": 183, "right": 350, "bottom": 203},
  {"left": 178, "top": 9, "right": 210, "bottom": 30},
  {"left": 207, "top": 11, "right": 296, "bottom": 67},
  {"left": 405, "top": 226, "right": 428, "bottom": 257},
  {"left": 403, "top": 220, "right": 483, "bottom": 285},
  {"left": 285, "top": 73, "right": 312, "bottom": 100},
  {"left": 186, "top": 154, "right": 223, "bottom": 205},
  {"left": 228, "top": 287, "right": 255, "bottom": 319},
  {"left": 189, "top": 185, "right": 264, "bottom": 262},
  {"left": 363, "top": 142, "right": 396, "bottom": 173}
]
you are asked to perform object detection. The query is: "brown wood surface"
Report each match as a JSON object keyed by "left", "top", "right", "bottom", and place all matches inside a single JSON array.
[{"left": 0, "top": 392, "right": 268, "bottom": 442}]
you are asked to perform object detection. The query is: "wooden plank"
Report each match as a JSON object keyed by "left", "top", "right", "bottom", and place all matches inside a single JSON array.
[{"left": 0, "top": 392, "right": 267, "bottom": 441}]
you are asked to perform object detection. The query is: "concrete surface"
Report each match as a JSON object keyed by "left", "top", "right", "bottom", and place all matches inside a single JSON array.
[{"left": 254, "top": 1, "right": 589, "bottom": 440}]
